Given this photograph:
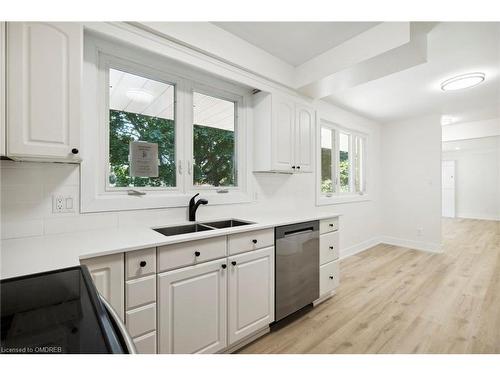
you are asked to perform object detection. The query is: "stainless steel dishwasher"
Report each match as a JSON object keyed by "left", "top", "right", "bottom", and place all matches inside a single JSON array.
[{"left": 275, "top": 220, "right": 319, "bottom": 322}]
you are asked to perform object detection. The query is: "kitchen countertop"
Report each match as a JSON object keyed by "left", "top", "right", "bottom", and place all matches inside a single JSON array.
[{"left": 0, "top": 212, "right": 340, "bottom": 280}]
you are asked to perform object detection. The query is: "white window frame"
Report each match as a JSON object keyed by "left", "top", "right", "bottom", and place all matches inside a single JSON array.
[
  {"left": 186, "top": 83, "right": 245, "bottom": 195},
  {"left": 81, "top": 33, "right": 251, "bottom": 213},
  {"left": 316, "top": 119, "right": 369, "bottom": 206}
]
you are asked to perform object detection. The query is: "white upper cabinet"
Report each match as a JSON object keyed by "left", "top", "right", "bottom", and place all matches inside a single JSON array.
[
  {"left": 227, "top": 246, "right": 274, "bottom": 345},
  {"left": 272, "top": 96, "right": 295, "bottom": 171},
  {"left": 6, "top": 22, "right": 82, "bottom": 162},
  {"left": 0, "top": 22, "right": 5, "bottom": 156},
  {"left": 294, "top": 103, "right": 315, "bottom": 173},
  {"left": 253, "top": 91, "right": 315, "bottom": 173}
]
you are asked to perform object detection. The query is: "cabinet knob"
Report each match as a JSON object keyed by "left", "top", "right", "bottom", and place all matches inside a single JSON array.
[
  {"left": 71, "top": 148, "right": 79, "bottom": 155},
  {"left": 329, "top": 276, "right": 334, "bottom": 280},
  {"left": 252, "top": 239, "right": 258, "bottom": 244},
  {"left": 329, "top": 223, "right": 334, "bottom": 227},
  {"left": 139, "top": 261, "right": 147, "bottom": 267},
  {"left": 231, "top": 261, "right": 237, "bottom": 266},
  {"left": 296, "top": 165, "right": 301, "bottom": 170},
  {"left": 194, "top": 251, "right": 201, "bottom": 257},
  {"left": 329, "top": 246, "right": 334, "bottom": 250},
  {"left": 291, "top": 165, "right": 296, "bottom": 169},
  {"left": 221, "top": 264, "right": 227, "bottom": 269}
]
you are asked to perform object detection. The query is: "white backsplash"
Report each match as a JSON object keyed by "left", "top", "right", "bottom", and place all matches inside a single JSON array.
[
  {"left": 0, "top": 159, "right": 382, "bottom": 258},
  {"left": 0, "top": 160, "right": 316, "bottom": 239}
]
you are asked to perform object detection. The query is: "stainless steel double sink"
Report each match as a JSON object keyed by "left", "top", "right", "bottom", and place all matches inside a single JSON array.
[{"left": 153, "top": 219, "right": 254, "bottom": 237}]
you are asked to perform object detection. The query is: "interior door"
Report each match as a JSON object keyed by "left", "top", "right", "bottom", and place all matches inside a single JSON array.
[
  {"left": 228, "top": 247, "right": 274, "bottom": 345},
  {"left": 442, "top": 160, "right": 456, "bottom": 218},
  {"left": 157, "top": 258, "right": 227, "bottom": 354}
]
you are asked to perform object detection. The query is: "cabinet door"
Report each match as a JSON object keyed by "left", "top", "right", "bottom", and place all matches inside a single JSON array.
[
  {"left": 228, "top": 247, "right": 274, "bottom": 345},
  {"left": 7, "top": 22, "right": 82, "bottom": 161},
  {"left": 81, "top": 253, "right": 125, "bottom": 321},
  {"left": 158, "top": 258, "right": 227, "bottom": 354},
  {"left": 294, "top": 104, "right": 315, "bottom": 173},
  {"left": 271, "top": 95, "right": 295, "bottom": 171},
  {"left": 0, "top": 22, "right": 5, "bottom": 156}
]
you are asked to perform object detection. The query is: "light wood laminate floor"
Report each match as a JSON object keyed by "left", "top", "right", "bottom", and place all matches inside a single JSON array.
[{"left": 239, "top": 219, "right": 500, "bottom": 354}]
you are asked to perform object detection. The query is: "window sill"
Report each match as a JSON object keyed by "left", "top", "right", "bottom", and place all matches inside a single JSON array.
[
  {"left": 316, "top": 194, "right": 371, "bottom": 206},
  {"left": 81, "top": 190, "right": 252, "bottom": 213}
]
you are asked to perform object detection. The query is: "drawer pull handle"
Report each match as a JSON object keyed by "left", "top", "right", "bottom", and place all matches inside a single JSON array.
[
  {"left": 252, "top": 239, "right": 258, "bottom": 244},
  {"left": 329, "top": 223, "right": 334, "bottom": 227},
  {"left": 329, "top": 276, "right": 334, "bottom": 280},
  {"left": 139, "top": 261, "right": 147, "bottom": 267},
  {"left": 329, "top": 246, "right": 334, "bottom": 250},
  {"left": 194, "top": 251, "right": 201, "bottom": 257},
  {"left": 221, "top": 264, "right": 227, "bottom": 269},
  {"left": 231, "top": 261, "right": 237, "bottom": 266}
]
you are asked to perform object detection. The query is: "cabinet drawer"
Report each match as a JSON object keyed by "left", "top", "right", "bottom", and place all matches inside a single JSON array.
[
  {"left": 126, "top": 248, "right": 156, "bottom": 280},
  {"left": 320, "top": 260, "right": 339, "bottom": 296},
  {"left": 126, "top": 275, "right": 156, "bottom": 310},
  {"left": 125, "top": 303, "right": 156, "bottom": 338},
  {"left": 228, "top": 228, "right": 274, "bottom": 255},
  {"left": 319, "top": 231, "right": 339, "bottom": 265},
  {"left": 320, "top": 217, "right": 339, "bottom": 234},
  {"left": 158, "top": 236, "right": 226, "bottom": 272},
  {"left": 133, "top": 331, "right": 157, "bottom": 354}
]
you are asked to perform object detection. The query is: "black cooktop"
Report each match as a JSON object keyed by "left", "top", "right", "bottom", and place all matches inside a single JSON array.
[{"left": 1, "top": 266, "right": 125, "bottom": 354}]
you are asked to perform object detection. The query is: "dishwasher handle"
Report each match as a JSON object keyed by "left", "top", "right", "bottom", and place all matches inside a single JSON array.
[
  {"left": 275, "top": 220, "right": 319, "bottom": 239},
  {"left": 284, "top": 227, "right": 314, "bottom": 237}
]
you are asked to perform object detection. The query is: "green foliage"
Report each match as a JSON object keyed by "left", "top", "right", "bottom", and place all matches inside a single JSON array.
[
  {"left": 193, "top": 125, "right": 236, "bottom": 187},
  {"left": 320, "top": 148, "right": 350, "bottom": 193},
  {"left": 339, "top": 150, "right": 349, "bottom": 192},
  {"left": 109, "top": 110, "right": 236, "bottom": 188},
  {"left": 109, "top": 110, "right": 176, "bottom": 187},
  {"left": 321, "top": 147, "right": 333, "bottom": 193}
]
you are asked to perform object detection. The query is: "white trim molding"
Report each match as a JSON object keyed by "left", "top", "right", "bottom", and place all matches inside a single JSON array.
[{"left": 379, "top": 236, "right": 443, "bottom": 254}]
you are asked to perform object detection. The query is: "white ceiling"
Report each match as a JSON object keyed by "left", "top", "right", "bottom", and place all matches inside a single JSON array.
[
  {"left": 212, "top": 22, "right": 379, "bottom": 66},
  {"left": 109, "top": 69, "right": 235, "bottom": 131},
  {"left": 324, "top": 22, "right": 500, "bottom": 124}
]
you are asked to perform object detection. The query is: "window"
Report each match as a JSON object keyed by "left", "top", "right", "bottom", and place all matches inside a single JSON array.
[
  {"left": 81, "top": 35, "right": 250, "bottom": 212},
  {"left": 318, "top": 120, "right": 367, "bottom": 204},
  {"left": 192, "top": 92, "right": 237, "bottom": 188},
  {"left": 108, "top": 68, "right": 176, "bottom": 189}
]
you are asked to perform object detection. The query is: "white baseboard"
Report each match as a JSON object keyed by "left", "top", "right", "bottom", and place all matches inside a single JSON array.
[
  {"left": 456, "top": 214, "right": 500, "bottom": 221},
  {"left": 379, "top": 236, "right": 442, "bottom": 253},
  {"left": 339, "top": 237, "right": 382, "bottom": 260}
]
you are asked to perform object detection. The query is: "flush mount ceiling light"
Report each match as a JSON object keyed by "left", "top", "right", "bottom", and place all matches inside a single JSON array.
[
  {"left": 441, "top": 72, "right": 485, "bottom": 91},
  {"left": 126, "top": 89, "right": 154, "bottom": 104}
]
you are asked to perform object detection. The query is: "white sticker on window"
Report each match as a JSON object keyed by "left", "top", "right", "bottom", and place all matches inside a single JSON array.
[{"left": 129, "top": 141, "right": 159, "bottom": 178}]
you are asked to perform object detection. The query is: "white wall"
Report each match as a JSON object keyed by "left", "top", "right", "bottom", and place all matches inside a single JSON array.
[
  {"left": 380, "top": 115, "right": 443, "bottom": 252},
  {"left": 442, "top": 136, "right": 500, "bottom": 220},
  {"left": 442, "top": 118, "right": 500, "bottom": 142}
]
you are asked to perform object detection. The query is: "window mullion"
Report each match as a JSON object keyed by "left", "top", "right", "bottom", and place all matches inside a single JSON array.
[{"left": 181, "top": 79, "right": 193, "bottom": 194}]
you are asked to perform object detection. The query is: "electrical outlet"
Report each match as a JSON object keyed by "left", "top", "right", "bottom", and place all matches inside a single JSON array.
[{"left": 52, "top": 195, "right": 75, "bottom": 214}]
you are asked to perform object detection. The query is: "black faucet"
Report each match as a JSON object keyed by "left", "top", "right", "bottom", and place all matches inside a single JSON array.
[{"left": 188, "top": 193, "right": 208, "bottom": 222}]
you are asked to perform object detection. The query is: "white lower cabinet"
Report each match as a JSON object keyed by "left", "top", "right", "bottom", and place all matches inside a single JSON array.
[
  {"left": 133, "top": 331, "right": 157, "bottom": 354},
  {"left": 228, "top": 247, "right": 274, "bottom": 345},
  {"left": 319, "top": 260, "right": 340, "bottom": 296},
  {"left": 81, "top": 253, "right": 125, "bottom": 320},
  {"left": 157, "top": 258, "right": 228, "bottom": 354}
]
